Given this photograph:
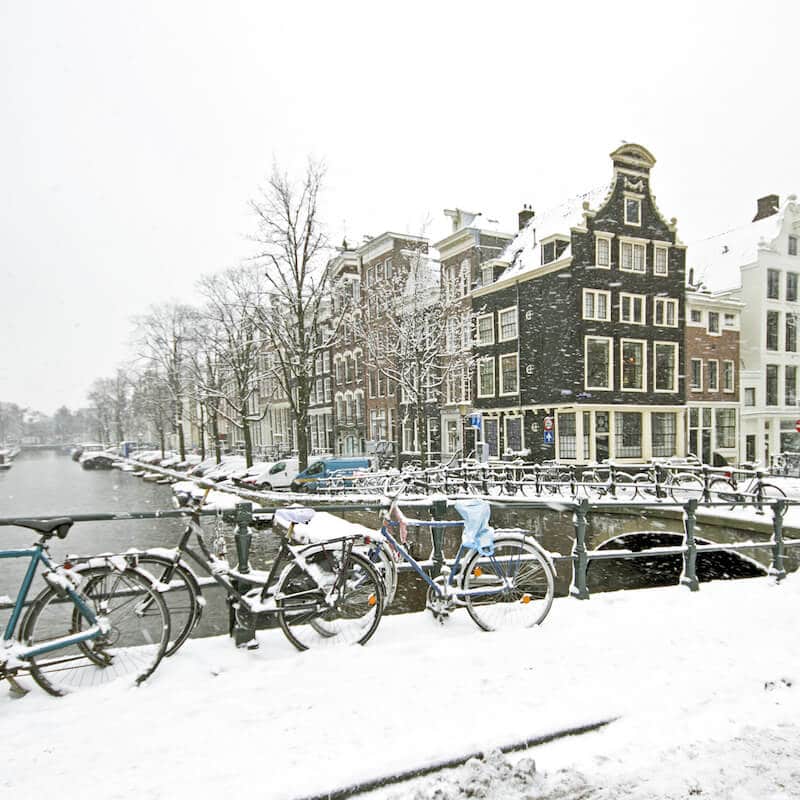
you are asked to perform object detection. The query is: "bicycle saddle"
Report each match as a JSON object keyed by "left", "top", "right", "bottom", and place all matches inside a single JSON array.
[
  {"left": 453, "top": 499, "right": 495, "bottom": 555},
  {"left": 14, "top": 517, "right": 74, "bottom": 538},
  {"left": 274, "top": 507, "right": 315, "bottom": 529}
]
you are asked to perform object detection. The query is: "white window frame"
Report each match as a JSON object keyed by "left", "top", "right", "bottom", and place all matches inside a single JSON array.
[
  {"left": 498, "top": 353, "right": 519, "bottom": 396},
  {"left": 481, "top": 264, "right": 493, "bottom": 286},
  {"left": 477, "top": 357, "right": 495, "bottom": 398},
  {"left": 620, "top": 338, "right": 647, "bottom": 392},
  {"left": 689, "top": 309, "right": 703, "bottom": 325},
  {"left": 654, "top": 297, "right": 678, "bottom": 328},
  {"left": 584, "top": 336, "right": 613, "bottom": 391},
  {"left": 653, "top": 243, "right": 669, "bottom": 276},
  {"left": 583, "top": 289, "right": 611, "bottom": 321},
  {"left": 707, "top": 359, "right": 719, "bottom": 392},
  {"left": 620, "top": 237, "right": 647, "bottom": 273},
  {"left": 723, "top": 360, "right": 735, "bottom": 393},
  {"left": 624, "top": 194, "right": 642, "bottom": 226},
  {"left": 707, "top": 311, "right": 721, "bottom": 336},
  {"left": 690, "top": 358, "right": 703, "bottom": 392},
  {"left": 476, "top": 313, "right": 494, "bottom": 346},
  {"left": 503, "top": 415, "right": 525, "bottom": 453},
  {"left": 497, "top": 306, "right": 518, "bottom": 342},
  {"left": 620, "top": 292, "right": 646, "bottom": 324},
  {"left": 653, "top": 341, "right": 679, "bottom": 393},
  {"left": 594, "top": 234, "right": 612, "bottom": 269}
]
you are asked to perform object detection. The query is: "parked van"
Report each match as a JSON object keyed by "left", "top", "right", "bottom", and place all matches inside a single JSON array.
[
  {"left": 290, "top": 457, "right": 372, "bottom": 493},
  {"left": 248, "top": 456, "right": 323, "bottom": 491}
]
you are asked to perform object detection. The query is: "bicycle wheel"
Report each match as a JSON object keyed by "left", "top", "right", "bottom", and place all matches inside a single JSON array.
[
  {"left": 708, "top": 478, "right": 740, "bottom": 504},
  {"left": 461, "top": 536, "right": 554, "bottom": 632},
  {"left": 668, "top": 473, "right": 704, "bottom": 503},
  {"left": 129, "top": 553, "right": 202, "bottom": 656},
  {"left": 276, "top": 549, "right": 383, "bottom": 651},
  {"left": 366, "top": 540, "right": 398, "bottom": 608},
  {"left": 759, "top": 482, "right": 786, "bottom": 503},
  {"left": 633, "top": 472, "right": 658, "bottom": 498},
  {"left": 611, "top": 473, "right": 636, "bottom": 501},
  {"left": 21, "top": 566, "right": 170, "bottom": 696}
]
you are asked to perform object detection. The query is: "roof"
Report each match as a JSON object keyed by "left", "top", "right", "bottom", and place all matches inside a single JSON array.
[
  {"left": 688, "top": 202, "right": 791, "bottom": 293},
  {"left": 494, "top": 183, "right": 613, "bottom": 281}
]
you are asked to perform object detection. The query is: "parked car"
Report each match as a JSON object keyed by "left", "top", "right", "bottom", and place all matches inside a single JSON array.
[
  {"left": 290, "top": 457, "right": 373, "bottom": 493},
  {"left": 245, "top": 456, "right": 321, "bottom": 491}
]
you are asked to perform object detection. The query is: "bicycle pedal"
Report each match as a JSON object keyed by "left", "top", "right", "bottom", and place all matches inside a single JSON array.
[{"left": 236, "top": 638, "right": 260, "bottom": 651}]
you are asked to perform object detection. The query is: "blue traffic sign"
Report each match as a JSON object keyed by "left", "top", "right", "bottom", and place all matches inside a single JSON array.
[{"left": 543, "top": 430, "right": 555, "bottom": 445}]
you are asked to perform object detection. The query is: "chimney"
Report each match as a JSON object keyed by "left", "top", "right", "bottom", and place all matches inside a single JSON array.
[
  {"left": 518, "top": 204, "right": 535, "bottom": 230},
  {"left": 753, "top": 194, "right": 780, "bottom": 222}
]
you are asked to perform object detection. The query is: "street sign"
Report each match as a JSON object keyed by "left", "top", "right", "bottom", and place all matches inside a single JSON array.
[
  {"left": 543, "top": 416, "right": 554, "bottom": 431},
  {"left": 543, "top": 430, "right": 555, "bottom": 445},
  {"left": 468, "top": 413, "right": 482, "bottom": 431},
  {"left": 795, "top": 420, "right": 800, "bottom": 433}
]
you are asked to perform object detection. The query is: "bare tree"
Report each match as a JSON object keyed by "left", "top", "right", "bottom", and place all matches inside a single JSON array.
[
  {"left": 250, "top": 160, "right": 335, "bottom": 471},
  {"left": 131, "top": 367, "right": 172, "bottom": 456},
  {"left": 134, "top": 303, "right": 197, "bottom": 460},
  {"left": 196, "top": 265, "right": 269, "bottom": 467}
]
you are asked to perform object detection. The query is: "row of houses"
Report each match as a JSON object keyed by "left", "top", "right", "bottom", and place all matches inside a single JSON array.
[{"left": 217, "top": 143, "right": 800, "bottom": 467}]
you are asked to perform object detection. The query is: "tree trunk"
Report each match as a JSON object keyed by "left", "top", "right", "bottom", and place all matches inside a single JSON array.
[
  {"left": 417, "top": 403, "right": 428, "bottom": 470},
  {"left": 198, "top": 403, "right": 206, "bottom": 460},
  {"left": 210, "top": 410, "right": 222, "bottom": 463},
  {"left": 297, "top": 414, "right": 309, "bottom": 471},
  {"left": 159, "top": 429, "right": 165, "bottom": 458},
  {"left": 242, "top": 413, "right": 253, "bottom": 468},
  {"left": 176, "top": 403, "right": 186, "bottom": 460}
]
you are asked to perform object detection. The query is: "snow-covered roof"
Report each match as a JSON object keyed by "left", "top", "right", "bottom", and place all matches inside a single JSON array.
[
  {"left": 442, "top": 208, "right": 506, "bottom": 236},
  {"left": 494, "top": 183, "right": 612, "bottom": 281},
  {"left": 688, "top": 202, "right": 790, "bottom": 293}
]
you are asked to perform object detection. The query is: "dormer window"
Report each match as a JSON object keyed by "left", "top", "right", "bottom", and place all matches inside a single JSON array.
[
  {"left": 481, "top": 264, "right": 494, "bottom": 286},
  {"left": 790, "top": 235, "right": 798, "bottom": 256},
  {"left": 624, "top": 196, "right": 642, "bottom": 226},
  {"left": 595, "top": 235, "right": 611, "bottom": 268},
  {"left": 541, "top": 241, "right": 557, "bottom": 265}
]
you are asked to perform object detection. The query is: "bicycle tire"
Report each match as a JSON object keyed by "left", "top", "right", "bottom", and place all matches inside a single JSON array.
[
  {"left": 366, "top": 540, "right": 398, "bottom": 609},
  {"left": 276, "top": 550, "right": 383, "bottom": 651},
  {"left": 20, "top": 566, "right": 170, "bottom": 696},
  {"left": 461, "top": 535, "right": 555, "bottom": 632},
  {"left": 708, "top": 478, "right": 740, "bottom": 504},
  {"left": 611, "top": 473, "right": 636, "bottom": 501},
  {"left": 128, "top": 552, "right": 203, "bottom": 656},
  {"left": 632, "top": 472, "right": 658, "bottom": 498},
  {"left": 758, "top": 482, "right": 786, "bottom": 503},
  {"left": 668, "top": 473, "right": 704, "bottom": 503}
]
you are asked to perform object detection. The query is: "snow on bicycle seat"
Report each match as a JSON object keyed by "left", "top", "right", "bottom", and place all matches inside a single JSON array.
[
  {"left": 289, "top": 511, "right": 375, "bottom": 545},
  {"left": 274, "top": 507, "right": 316, "bottom": 529},
  {"left": 453, "top": 499, "right": 495, "bottom": 555}
]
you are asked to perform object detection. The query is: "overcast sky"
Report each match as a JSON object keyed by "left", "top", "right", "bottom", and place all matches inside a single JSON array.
[{"left": 1, "top": 0, "right": 797, "bottom": 414}]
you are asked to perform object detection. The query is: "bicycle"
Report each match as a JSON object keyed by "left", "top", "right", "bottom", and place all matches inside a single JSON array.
[
  {"left": 365, "top": 492, "right": 555, "bottom": 631},
  {"left": 123, "top": 491, "right": 384, "bottom": 654},
  {"left": 572, "top": 463, "right": 637, "bottom": 501},
  {"left": 630, "top": 461, "right": 705, "bottom": 502},
  {"left": 707, "top": 464, "right": 786, "bottom": 510},
  {"left": 1, "top": 517, "right": 170, "bottom": 696}
]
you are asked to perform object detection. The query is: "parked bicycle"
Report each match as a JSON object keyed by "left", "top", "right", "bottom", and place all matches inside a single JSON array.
[
  {"left": 365, "top": 491, "right": 555, "bottom": 631},
  {"left": 121, "top": 490, "right": 384, "bottom": 654},
  {"left": 1, "top": 517, "right": 170, "bottom": 696},
  {"left": 707, "top": 463, "right": 786, "bottom": 509}
]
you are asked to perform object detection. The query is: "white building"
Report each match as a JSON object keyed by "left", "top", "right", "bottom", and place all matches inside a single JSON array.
[{"left": 690, "top": 194, "right": 800, "bottom": 464}]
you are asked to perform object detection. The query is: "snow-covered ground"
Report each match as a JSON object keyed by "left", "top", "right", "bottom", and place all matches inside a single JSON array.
[{"left": 3, "top": 570, "right": 800, "bottom": 799}]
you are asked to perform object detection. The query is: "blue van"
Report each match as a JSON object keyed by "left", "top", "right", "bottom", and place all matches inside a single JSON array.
[{"left": 290, "top": 457, "right": 372, "bottom": 493}]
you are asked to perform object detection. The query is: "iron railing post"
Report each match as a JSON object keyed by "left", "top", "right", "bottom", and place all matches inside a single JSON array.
[
  {"left": 680, "top": 498, "right": 699, "bottom": 591},
  {"left": 570, "top": 498, "right": 590, "bottom": 600},
  {"left": 769, "top": 499, "right": 787, "bottom": 582},
  {"left": 430, "top": 497, "right": 447, "bottom": 578},
  {"left": 231, "top": 501, "right": 256, "bottom": 647}
]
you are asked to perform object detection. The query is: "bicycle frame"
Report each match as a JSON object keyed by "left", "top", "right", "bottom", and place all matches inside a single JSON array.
[{"left": 1, "top": 544, "right": 101, "bottom": 662}]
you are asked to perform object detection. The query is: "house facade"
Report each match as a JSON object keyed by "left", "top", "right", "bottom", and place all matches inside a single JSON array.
[{"left": 470, "top": 143, "right": 687, "bottom": 464}]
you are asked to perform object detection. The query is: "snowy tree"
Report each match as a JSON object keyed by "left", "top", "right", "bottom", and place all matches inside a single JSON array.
[
  {"left": 131, "top": 367, "right": 172, "bottom": 456},
  {"left": 249, "top": 160, "right": 336, "bottom": 470}
]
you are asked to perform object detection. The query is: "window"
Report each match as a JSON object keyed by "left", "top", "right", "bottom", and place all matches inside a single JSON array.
[
  {"left": 505, "top": 416, "right": 523, "bottom": 453},
  {"left": 385, "top": 258, "right": 392, "bottom": 278},
  {"left": 788, "top": 273, "right": 798, "bottom": 302},
  {"left": 707, "top": 311, "right": 720, "bottom": 334},
  {"left": 620, "top": 293, "right": 645, "bottom": 323},
  {"left": 585, "top": 337, "right": 612, "bottom": 389},
  {"left": 477, "top": 358, "right": 495, "bottom": 398},
  {"left": 654, "top": 298, "right": 678, "bottom": 327},
  {"left": 766, "top": 364, "right": 779, "bottom": 406},
  {"left": 652, "top": 412, "right": 677, "bottom": 458},
  {"left": 767, "top": 310, "right": 780, "bottom": 350},
  {"left": 541, "top": 241, "right": 557, "bottom": 264},
  {"left": 654, "top": 342, "right": 678, "bottom": 392},
  {"left": 690, "top": 309, "right": 702, "bottom": 324},
  {"left": 724, "top": 313, "right": 736, "bottom": 327},
  {"left": 476, "top": 314, "right": 494, "bottom": 346},
  {"left": 715, "top": 409, "right": 736, "bottom": 449},
  {"left": 786, "top": 366, "right": 797, "bottom": 406},
  {"left": 324, "top": 377, "right": 331, "bottom": 403},
  {"left": 499, "top": 353, "right": 519, "bottom": 394},
  {"left": 366, "top": 266, "right": 374, "bottom": 286},
  {"left": 498, "top": 307, "right": 518, "bottom": 341},
  {"left": 723, "top": 361, "right": 734, "bottom": 393},
  {"left": 624, "top": 197, "right": 641, "bottom": 226},
  {"left": 615, "top": 411, "right": 642, "bottom": 458},
  {"left": 788, "top": 314, "right": 798, "bottom": 352},
  {"left": 653, "top": 244, "right": 668, "bottom": 276},
  {"left": 790, "top": 235, "right": 798, "bottom": 256},
  {"left": 481, "top": 264, "right": 493, "bottom": 286},
  {"left": 620, "top": 241, "right": 646, "bottom": 272},
  {"left": 583, "top": 289, "right": 610, "bottom": 321},
  {"left": 595, "top": 236, "right": 611, "bottom": 268},
  {"left": 745, "top": 387, "right": 755, "bottom": 406},
  {"left": 558, "top": 413, "right": 576, "bottom": 460},
  {"left": 690, "top": 359, "right": 703, "bottom": 391},
  {"left": 708, "top": 360, "right": 719, "bottom": 392},
  {"left": 621, "top": 339, "right": 645, "bottom": 391},
  {"left": 767, "top": 269, "right": 781, "bottom": 299}
]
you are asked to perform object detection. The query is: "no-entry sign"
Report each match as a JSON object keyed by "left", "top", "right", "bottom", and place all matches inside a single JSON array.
[
  {"left": 795, "top": 420, "right": 800, "bottom": 433},
  {"left": 543, "top": 416, "right": 554, "bottom": 431}
]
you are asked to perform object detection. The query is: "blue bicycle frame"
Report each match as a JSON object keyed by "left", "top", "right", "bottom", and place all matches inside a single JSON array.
[{"left": 1, "top": 543, "right": 101, "bottom": 661}]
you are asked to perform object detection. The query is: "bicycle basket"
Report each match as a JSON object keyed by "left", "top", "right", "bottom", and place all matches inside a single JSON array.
[{"left": 453, "top": 499, "right": 494, "bottom": 556}]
